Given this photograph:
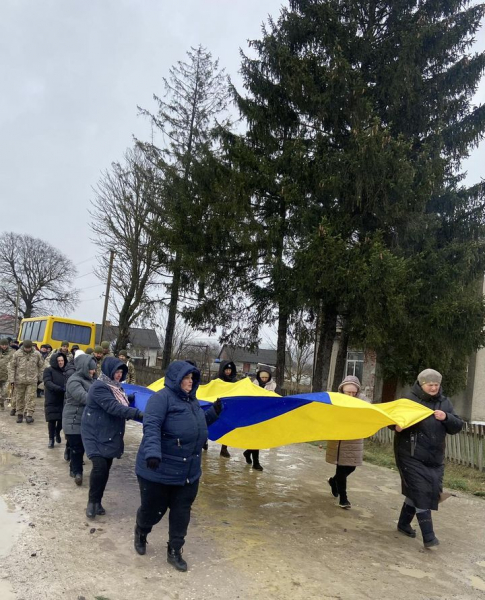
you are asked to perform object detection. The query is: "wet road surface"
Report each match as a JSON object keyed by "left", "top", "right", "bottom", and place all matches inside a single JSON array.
[{"left": 1, "top": 405, "right": 485, "bottom": 600}]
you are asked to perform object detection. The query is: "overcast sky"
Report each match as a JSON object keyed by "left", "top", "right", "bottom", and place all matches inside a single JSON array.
[{"left": 0, "top": 1, "right": 484, "bottom": 337}]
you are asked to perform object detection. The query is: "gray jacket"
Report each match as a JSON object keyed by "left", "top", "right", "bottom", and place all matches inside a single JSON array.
[{"left": 62, "top": 354, "right": 96, "bottom": 435}]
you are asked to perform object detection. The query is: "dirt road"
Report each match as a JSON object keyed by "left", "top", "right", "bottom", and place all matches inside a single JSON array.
[{"left": 1, "top": 405, "right": 485, "bottom": 600}]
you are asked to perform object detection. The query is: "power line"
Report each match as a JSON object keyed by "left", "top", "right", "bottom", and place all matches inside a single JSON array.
[
  {"left": 74, "top": 271, "right": 95, "bottom": 280},
  {"left": 81, "top": 283, "right": 104, "bottom": 291},
  {"left": 74, "top": 255, "right": 97, "bottom": 267}
]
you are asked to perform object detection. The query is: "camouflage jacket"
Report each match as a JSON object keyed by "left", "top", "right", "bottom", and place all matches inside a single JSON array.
[
  {"left": 8, "top": 348, "right": 44, "bottom": 385},
  {"left": 0, "top": 347, "right": 14, "bottom": 382},
  {"left": 125, "top": 360, "right": 136, "bottom": 384}
]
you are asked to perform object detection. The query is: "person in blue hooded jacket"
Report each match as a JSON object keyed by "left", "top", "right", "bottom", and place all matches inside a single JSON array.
[
  {"left": 134, "top": 360, "right": 222, "bottom": 572},
  {"left": 81, "top": 357, "right": 143, "bottom": 519}
]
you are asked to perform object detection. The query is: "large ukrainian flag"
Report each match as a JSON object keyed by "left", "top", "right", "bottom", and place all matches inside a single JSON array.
[{"left": 124, "top": 378, "right": 432, "bottom": 449}]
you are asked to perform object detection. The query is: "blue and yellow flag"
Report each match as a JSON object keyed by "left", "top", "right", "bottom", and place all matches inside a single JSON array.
[{"left": 124, "top": 378, "right": 432, "bottom": 449}]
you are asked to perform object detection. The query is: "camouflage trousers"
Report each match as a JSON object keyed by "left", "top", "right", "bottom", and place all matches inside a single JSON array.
[
  {"left": 0, "top": 380, "right": 9, "bottom": 410},
  {"left": 13, "top": 383, "right": 37, "bottom": 416}
]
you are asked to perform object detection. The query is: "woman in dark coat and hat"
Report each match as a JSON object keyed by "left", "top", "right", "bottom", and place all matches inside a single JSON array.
[
  {"left": 81, "top": 357, "right": 143, "bottom": 519},
  {"left": 394, "top": 368, "right": 463, "bottom": 548},
  {"left": 134, "top": 360, "right": 221, "bottom": 572},
  {"left": 211, "top": 360, "right": 237, "bottom": 457},
  {"left": 43, "top": 352, "right": 67, "bottom": 448}
]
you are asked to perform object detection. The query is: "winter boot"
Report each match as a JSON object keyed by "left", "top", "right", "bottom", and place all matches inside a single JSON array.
[
  {"left": 251, "top": 450, "right": 263, "bottom": 470},
  {"left": 416, "top": 510, "right": 440, "bottom": 548},
  {"left": 134, "top": 526, "right": 148, "bottom": 555},
  {"left": 397, "top": 502, "right": 416, "bottom": 538},
  {"left": 202, "top": 441, "right": 208, "bottom": 451},
  {"left": 243, "top": 450, "right": 252, "bottom": 465},
  {"left": 167, "top": 544, "right": 187, "bottom": 572},
  {"left": 327, "top": 477, "right": 339, "bottom": 498},
  {"left": 16, "top": 413, "right": 23, "bottom": 423},
  {"left": 220, "top": 445, "right": 230, "bottom": 458},
  {"left": 74, "top": 474, "right": 83, "bottom": 486},
  {"left": 25, "top": 415, "right": 34, "bottom": 424},
  {"left": 10, "top": 408, "right": 16, "bottom": 416},
  {"left": 48, "top": 439, "right": 55, "bottom": 449},
  {"left": 339, "top": 495, "right": 351, "bottom": 509},
  {"left": 0, "top": 399, "right": 4, "bottom": 410},
  {"left": 96, "top": 503, "right": 106, "bottom": 516},
  {"left": 86, "top": 502, "right": 97, "bottom": 519},
  {"left": 55, "top": 433, "right": 62, "bottom": 444},
  {"left": 64, "top": 447, "right": 70, "bottom": 462}
]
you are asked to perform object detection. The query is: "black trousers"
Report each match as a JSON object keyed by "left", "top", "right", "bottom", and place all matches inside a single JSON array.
[
  {"left": 136, "top": 476, "right": 199, "bottom": 551},
  {"left": 334, "top": 465, "right": 356, "bottom": 500},
  {"left": 88, "top": 456, "right": 113, "bottom": 503},
  {"left": 65, "top": 434, "right": 84, "bottom": 476},
  {"left": 47, "top": 420, "right": 62, "bottom": 439}
]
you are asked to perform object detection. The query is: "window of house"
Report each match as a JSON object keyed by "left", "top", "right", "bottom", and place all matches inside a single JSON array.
[{"left": 346, "top": 351, "right": 364, "bottom": 382}]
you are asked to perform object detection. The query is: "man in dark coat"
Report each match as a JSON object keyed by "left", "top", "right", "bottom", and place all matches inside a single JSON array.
[
  {"left": 394, "top": 368, "right": 463, "bottom": 548},
  {"left": 43, "top": 352, "right": 67, "bottom": 448},
  {"left": 211, "top": 360, "right": 237, "bottom": 457},
  {"left": 134, "top": 360, "right": 221, "bottom": 571}
]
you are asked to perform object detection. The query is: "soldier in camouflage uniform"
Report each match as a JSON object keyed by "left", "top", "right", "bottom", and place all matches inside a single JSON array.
[
  {"left": 93, "top": 345, "right": 104, "bottom": 378},
  {"left": 8, "top": 339, "right": 44, "bottom": 423},
  {"left": 117, "top": 349, "right": 136, "bottom": 384},
  {"left": 0, "top": 338, "right": 14, "bottom": 410}
]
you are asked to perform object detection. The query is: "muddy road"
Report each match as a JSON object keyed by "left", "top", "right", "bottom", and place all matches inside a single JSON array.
[{"left": 1, "top": 405, "right": 485, "bottom": 600}]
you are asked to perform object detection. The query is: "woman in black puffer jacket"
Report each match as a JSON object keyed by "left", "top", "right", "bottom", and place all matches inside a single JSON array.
[
  {"left": 43, "top": 352, "right": 67, "bottom": 449},
  {"left": 394, "top": 368, "right": 463, "bottom": 548}
]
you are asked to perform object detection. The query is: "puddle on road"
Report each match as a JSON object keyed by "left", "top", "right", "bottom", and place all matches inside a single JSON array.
[
  {"left": 470, "top": 576, "right": 485, "bottom": 591},
  {"left": 0, "top": 451, "right": 24, "bottom": 496},
  {"left": 389, "top": 565, "right": 435, "bottom": 579}
]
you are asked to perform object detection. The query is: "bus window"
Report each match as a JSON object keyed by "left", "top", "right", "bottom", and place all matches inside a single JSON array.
[
  {"left": 38, "top": 319, "right": 47, "bottom": 341},
  {"left": 30, "top": 320, "right": 40, "bottom": 342},
  {"left": 22, "top": 321, "right": 32, "bottom": 340},
  {"left": 52, "top": 322, "right": 91, "bottom": 345}
]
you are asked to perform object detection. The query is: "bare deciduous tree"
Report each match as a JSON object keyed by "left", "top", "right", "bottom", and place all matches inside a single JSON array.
[
  {"left": 91, "top": 148, "right": 166, "bottom": 351},
  {"left": 0, "top": 232, "right": 79, "bottom": 319}
]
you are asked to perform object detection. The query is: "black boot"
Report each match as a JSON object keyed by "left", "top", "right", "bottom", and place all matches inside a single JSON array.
[
  {"left": 202, "top": 441, "right": 208, "bottom": 451},
  {"left": 220, "top": 445, "right": 230, "bottom": 458},
  {"left": 251, "top": 450, "right": 263, "bottom": 471},
  {"left": 327, "top": 477, "right": 339, "bottom": 498},
  {"left": 86, "top": 502, "right": 96, "bottom": 519},
  {"left": 134, "top": 526, "right": 148, "bottom": 555},
  {"left": 10, "top": 408, "right": 16, "bottom": 416},
  {"left": 167, "top": 544, "right": 187, "bottom": 572},
  {"left": 64, "top": 447, "right": 70, "bottom": 462},
  {"left": 48, "top": 439, "right": 55, "bottom": 449},
  {"left": 243, "top": 450, "right": 252, "bottom": 465},
  {"left": 397, "top": 502, "right": 416, "bottom": 538},
  {"left": 96, "top": 503, "right": 106, "bottom": 516},
  {"left": 74, "top": 474, "right": 83, "bottom": 486},
  {"left": 16, "top": 413, "right": 23, "bottom": 423},
  {"left": 416, "top": 510, "right": 439, "bottom": 548},
  {"left": 55, "top": 433, "right": 62, "bottom": 444}
]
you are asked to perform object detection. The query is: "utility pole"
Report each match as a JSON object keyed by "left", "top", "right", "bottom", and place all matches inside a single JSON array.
[
  {"left": 100, "top": 250, "right": 115, "bottom": 342},
  {"left": 13, "top": 283, "right": 20, "bottom": 337}
]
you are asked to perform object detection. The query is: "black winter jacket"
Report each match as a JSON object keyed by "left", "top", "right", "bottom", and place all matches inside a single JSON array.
[
  {"left": 81, "top": 357, "right": 141, "bottom": 459},
  {"left": 43, "top": 353, "right": 67, "bottom": 422},
  {"left": 394, "top": 382, "right": 463, "bottom": 510},
  {"left": 212, "top": 360, "right": 237, "bottom": 382},
  {"left": 136, "top": 361, "right": 218, "bottom": 485}
]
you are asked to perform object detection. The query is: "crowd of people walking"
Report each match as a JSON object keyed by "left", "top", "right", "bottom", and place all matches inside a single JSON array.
[{"left": 0, "top": 338, "right": 464, "bottom": 570}]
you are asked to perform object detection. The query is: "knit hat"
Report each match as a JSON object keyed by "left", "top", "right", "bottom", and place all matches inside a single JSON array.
[
  {"left": 23, "top": 340, "right": 33, "bottom": 349},
  {"left": 85, "top": 347, "right": 94, "bottom": 354},
  {"left": 418, "top": 369, "right": 442, "bottom": 385},
  {"left": 118, "top": 349, "right": 129, "bottom": 358},
  {"left": 0, "top": 338, "right": 9, "bottom": 345},
  {"left": 61, "top": 341, "right": 69, "bottom": 347},
  {"left": 338, "top": 375, "right": 362, "bottom": 394},
  {"left": 101, "top": 341, "right": 110, "bottom": 350},
  {"left": 74, "top": 349, "right": 85, "bottom": 359},
  {"left": 94, "top": 345, "right": 103, "bottom": 353}
]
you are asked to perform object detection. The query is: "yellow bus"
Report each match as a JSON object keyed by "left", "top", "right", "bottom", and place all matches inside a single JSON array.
[{"left": 18, "top": 316, "right": 96, "bottom": 352}]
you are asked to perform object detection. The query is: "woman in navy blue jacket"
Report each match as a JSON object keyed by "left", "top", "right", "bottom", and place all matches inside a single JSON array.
[
  {"left": 134, "top": 360, "right": 221, "bottom": 572},
  {"left": 81, "top": 357, "right": 142, "bottom": 519}
]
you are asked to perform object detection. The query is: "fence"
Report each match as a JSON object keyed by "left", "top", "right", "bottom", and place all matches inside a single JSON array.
[{"left": 371, "top": 423, "right": 485, "bottom": 472}]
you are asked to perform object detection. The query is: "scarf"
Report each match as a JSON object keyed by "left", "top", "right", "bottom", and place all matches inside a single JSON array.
[{"left": 99, "top": 372, "right": 129, "bottom": 406}]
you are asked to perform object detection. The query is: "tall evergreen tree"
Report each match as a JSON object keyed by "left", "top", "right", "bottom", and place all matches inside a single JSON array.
[{"left": 138, "top": 45, "right": 231, "bottom": 371}]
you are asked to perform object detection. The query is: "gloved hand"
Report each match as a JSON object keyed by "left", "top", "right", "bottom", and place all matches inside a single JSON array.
[
  {"left": 134, "top": 410, "right": 144, "bottom": 422},
  {"left": 213, "top": 398, "right": 223, "bottom": 415},
  {"left": 146, "top": 457, "right": 160, "bottom": 470},
  {"left": 127, "top": 393, "right": 136, "bottom": 405}
]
